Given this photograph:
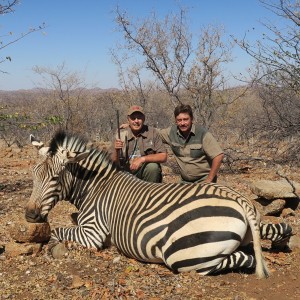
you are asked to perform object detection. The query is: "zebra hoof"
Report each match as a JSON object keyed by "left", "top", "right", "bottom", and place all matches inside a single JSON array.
[
  {"left": 271, "top": 223, "right": 293, "bottom": 251},
  {"left": 51, "top": 243, "right": 68, "bottom": 259},
  {"left": 271, "top": 237, "right": 292, "bottom": 251}
]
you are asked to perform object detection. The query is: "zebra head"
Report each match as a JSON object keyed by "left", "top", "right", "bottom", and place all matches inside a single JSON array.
[{"left": 25, "top": 131, "right": 89, "bottom": 223}]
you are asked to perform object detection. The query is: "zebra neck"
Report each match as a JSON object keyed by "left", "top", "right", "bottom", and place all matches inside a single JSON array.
[{"left": 66, "top": 151, "right": 117, "bottom": 209}]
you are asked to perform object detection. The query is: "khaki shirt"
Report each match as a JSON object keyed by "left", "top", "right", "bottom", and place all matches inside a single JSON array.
[
  {"left": 159, "top": 124, "right": 223, "bottom": 182},
  {"left": 111, "top": 125, "right": 166, "bottom": 171}
]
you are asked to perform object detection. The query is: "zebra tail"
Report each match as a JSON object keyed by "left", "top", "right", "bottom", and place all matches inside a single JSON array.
[{"left": 248, "top": 210, "right": 270, "bottom": 279}]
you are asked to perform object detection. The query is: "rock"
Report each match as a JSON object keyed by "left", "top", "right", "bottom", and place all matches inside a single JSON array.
[
  {"left": 263, "top": 199, "right": 286, "bottom": 216},
  {"left": 5, "top": 241, "right": 42, "bottom": 257},
  {"left": 70, "top": 275, "right": 85, "bottom": 289},
  {"left": 261, "top": 215, "right": 279, "bottom": 223},
  {"left": 281, "top": 208, "right": 296, "bottom": 218},
  {"left": 250, "top": 179, "right": 300, "bottom": 200},
  {"left": 8, "top": 217, "right": 51, "bottom": 243},
  {"left": 113, "top": 256, "right": 121, "bottom": 264},
  {"left": 289, "top": 235, "right": 300, "bottom": 250},
  {"left": 51, "top": 243, "right": 68, "bottom": 259}
]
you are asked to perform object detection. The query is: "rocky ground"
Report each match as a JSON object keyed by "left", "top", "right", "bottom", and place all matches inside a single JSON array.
[{"left": 1, "top": 141, "right": 300, "bottom": 300}]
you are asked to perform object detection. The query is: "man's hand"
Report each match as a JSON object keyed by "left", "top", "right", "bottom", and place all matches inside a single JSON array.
[
  {"left": 130, "top": 156, "right": 145, "bottom": 171},
  {"left": 115, "top": 138, "right": 124, "bottom": 150},
  {"left": 120, "top": 123, "right": 129, "bottom": 129}
]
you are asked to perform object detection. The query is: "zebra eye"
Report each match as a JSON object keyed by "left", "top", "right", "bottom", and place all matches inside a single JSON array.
[{"left": 52, "top": 175, "right": 60, "bottom": 181}]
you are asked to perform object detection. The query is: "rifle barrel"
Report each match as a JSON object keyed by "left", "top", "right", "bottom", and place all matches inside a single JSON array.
[{"left": 116, "top": 110, "right": 125, "bottom": 166}]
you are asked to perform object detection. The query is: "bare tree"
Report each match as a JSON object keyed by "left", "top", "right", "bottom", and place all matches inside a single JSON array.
[
  {"left": 32, "top": 63, "right": 90, "bottom": 133},
  {"left": 235, "top": 0, "right": 300, "bottom": 163},
  {"left": 0, "top": 0, "right": 18, "bottom": 14},
  {"left": 113, "top": 6, "right": 246, "bottom": 130},
  {"left": 183, "top": 25, "right": 240, "bottom": 127},
  {"left": 0, "top": 0, "right": 46, "bottom": 145},
  {"left": 0, "top": 0, "right": 46, "bottom": 72},
  {"left": 110, "top": 49, "right": 156, "bottom": 107},
  {"left": 238, "top": 0, "right": 300, "bottom": 88},
  {"left": 114, "top": 6, "right": 192, "bottom": 107}
]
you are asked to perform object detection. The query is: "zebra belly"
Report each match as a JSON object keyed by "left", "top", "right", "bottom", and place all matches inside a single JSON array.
[
  {"left": 160, "top": 217, "right": 247, "bottom": 272},
  {"left": 109, "top": 191, "right": 248, "bottom": 269},
  {"left": 165, "top": 239, "right": 242, "bottom": 273},
  {"left": 124, "top": 215, "right": 248, "bottom": 271}
]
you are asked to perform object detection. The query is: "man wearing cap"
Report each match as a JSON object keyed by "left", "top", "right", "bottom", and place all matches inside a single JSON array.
[{"left": 111, "top": 105, "right": 167, "bottom": 183}]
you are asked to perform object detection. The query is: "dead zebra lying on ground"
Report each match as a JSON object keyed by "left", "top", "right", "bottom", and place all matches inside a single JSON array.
[{"left": 25, "top": 130, "right": 292, "bottom": 278}]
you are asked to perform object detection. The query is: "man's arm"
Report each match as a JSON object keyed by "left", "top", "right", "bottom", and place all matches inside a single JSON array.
[
  {"left": 129, "top": 152, "right": 167, "bottom": 171},
  {"left": 157, "top": 127, "right": 169, "bottom": 145},
  {"left": 205, "top": 153, "right": 224, "bottom": 183},
  {"left": 111, "top": 138, "right": 124, "bottom": 163},
  {"left": 110, "top": 127, "right": 127, "bottom": 166},
  {"left": 143, "top": 152, "right": 167, "bottom": 163}
]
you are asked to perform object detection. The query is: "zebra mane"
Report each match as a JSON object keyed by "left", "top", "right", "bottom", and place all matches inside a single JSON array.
[
  {"left": 48, "top": 130, "right": 117, "bottom": 170},
  {"left": 49, "top": 130, "right": 88, "bottom": 156}
]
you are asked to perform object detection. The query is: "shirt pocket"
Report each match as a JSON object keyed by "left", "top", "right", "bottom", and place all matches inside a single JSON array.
[
  {"left": 144, "top": 139, "right": 155, "bottom": 154},
  {"left": 189, "top": 144, "right": 205, "bottom": 158},
  {"left": 171, "top": 145, "right": 182, "bottom": 157}
]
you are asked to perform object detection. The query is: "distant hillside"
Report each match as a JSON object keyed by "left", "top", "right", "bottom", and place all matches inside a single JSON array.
[{"left": 0, "top": 87, "right": 120, "bottom": 95}]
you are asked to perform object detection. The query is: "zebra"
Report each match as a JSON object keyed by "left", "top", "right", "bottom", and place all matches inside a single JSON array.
[
  {"left": 260, "top": 222, "right": 292, "bottom": 248},
  {"left": 25, "top": 130, "right": 291, "bottom": 278}
]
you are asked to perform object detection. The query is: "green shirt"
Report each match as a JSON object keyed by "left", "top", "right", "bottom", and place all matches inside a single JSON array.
[{"left": 159, "top": 124, "right": 223, "bottom": 182}]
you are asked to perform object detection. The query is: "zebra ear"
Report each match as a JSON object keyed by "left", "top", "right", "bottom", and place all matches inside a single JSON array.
[
  {"left": 30, "top": 134, "right": 44, "bottom": 149},
  {"left": 60, "top": 149, "right": 90, "bottom": 164},
  {"left": 30, "top": 134, "right": 50, "bottom": 156}
]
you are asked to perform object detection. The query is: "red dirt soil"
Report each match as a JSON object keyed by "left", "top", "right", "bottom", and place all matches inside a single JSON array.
[{"left": 1, "top": 143, "right": 300, "bottom": 300}]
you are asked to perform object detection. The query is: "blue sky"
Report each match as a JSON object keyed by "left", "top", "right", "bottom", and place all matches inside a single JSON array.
[{"left": 0, "top": 0, "right": 280, "bottom": 90}]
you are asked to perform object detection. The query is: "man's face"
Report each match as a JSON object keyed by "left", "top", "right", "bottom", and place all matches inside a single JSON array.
[
  {"left": 128, "top": 112, "right": 145, "bottom": 133},
  {"left": 175, "top": 112, "right": 193, "bottom": 134}
]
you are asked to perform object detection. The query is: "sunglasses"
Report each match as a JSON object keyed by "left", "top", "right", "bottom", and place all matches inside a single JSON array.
[{"left": 129, "top": 114, "right": 144, "bottom": 120}]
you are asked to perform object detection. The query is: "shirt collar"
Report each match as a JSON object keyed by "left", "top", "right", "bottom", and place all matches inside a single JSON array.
[
  {"left": 176, "top": 123, "right": 195, "bottom": 139},
  {"left": 127, "top": 125, "right": 149, "bottom": 140}
]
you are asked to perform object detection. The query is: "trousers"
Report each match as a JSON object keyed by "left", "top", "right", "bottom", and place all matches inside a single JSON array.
[{"left": 134, "top": 162, "right": 162, "bottom": 183}]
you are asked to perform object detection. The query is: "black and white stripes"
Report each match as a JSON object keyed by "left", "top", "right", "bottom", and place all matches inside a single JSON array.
[{"left": 25, "top": 130, "right": 291, "bottom": 278}]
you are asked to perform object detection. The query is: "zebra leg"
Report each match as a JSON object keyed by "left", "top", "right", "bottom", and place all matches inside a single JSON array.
[
  {"left": 260, "top": 223, "right": 293, "bottom": 249},
  {"left": 206, "top": 251, "right": 255, "bottom": 275},
  {"left": 47, "top": 225, "right": 107, "bottom": 256}
]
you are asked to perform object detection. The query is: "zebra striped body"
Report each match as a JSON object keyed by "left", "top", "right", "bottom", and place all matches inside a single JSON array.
[
  {"left": 260, "top": 222, "right": 292, "bottom": 247},
  {"left": 25, "top": 131, "right": 291, "bottom": 278}
]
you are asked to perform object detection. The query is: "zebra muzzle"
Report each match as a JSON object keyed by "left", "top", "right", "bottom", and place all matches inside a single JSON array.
[{"left": 25, "top": 209, "right": 47, "bottom": 223}]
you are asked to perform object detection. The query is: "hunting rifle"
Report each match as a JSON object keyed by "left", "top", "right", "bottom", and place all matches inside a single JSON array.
[{"left": 116, "top": 110, "right": 125, "bottom": 168}]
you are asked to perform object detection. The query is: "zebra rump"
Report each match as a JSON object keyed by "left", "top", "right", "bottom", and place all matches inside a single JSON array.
[{"left": 25, "top": 130, "right": 273, "bottom": 278}]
